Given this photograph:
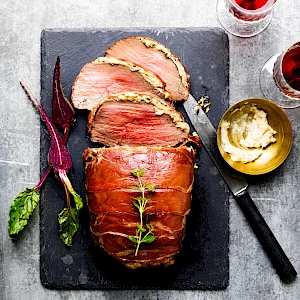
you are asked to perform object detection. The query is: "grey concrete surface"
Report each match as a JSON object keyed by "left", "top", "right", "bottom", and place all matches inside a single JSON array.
[{"left": 0, "top": 0, "right": 300, "bottom": 299}]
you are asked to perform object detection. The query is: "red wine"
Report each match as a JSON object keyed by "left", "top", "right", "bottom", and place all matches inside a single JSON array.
[
  {"left": 230, "top": 0, "right": 276, "bottom": 21},
  {"left": 234, "top": 0, "right": 269, "bottom": 10},
  {"left": 273, "top": 42, "right": 300, "bottom": 99},
  {"left": 282, "top": 46, "right": 300, "bottom": 91}
]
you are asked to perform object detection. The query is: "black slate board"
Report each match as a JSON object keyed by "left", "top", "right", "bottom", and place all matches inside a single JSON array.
[{"left": 40, "top": 28, "right": 230, "bottom": 290}]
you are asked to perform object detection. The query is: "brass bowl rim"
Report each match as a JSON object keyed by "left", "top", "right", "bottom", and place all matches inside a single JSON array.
[{"left": 217, "top": 97, "right": 293, "bottom": 175}]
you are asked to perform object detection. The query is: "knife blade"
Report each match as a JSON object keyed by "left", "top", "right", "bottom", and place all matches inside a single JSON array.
[{"left": 184, "top": 93, "right": 297, "bottom": 282}]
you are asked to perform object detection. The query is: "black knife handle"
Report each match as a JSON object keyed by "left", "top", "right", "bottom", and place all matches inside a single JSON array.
[{"left": 236, "top": 192, "right": 297, "bottom": 283}]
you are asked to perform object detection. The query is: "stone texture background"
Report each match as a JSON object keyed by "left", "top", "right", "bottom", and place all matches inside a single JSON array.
[{"left": 1, "top": 0, "right": 300, "bottom": 299}]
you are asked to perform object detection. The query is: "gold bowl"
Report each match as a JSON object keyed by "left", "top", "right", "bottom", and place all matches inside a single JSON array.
[{"left": 217, "top": 98, "right": 293, "bottom": 175}]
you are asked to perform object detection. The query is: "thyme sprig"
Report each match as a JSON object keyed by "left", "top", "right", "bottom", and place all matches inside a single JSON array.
[{"left": 128, "top": 168, "right": 156, "bottom": 256}]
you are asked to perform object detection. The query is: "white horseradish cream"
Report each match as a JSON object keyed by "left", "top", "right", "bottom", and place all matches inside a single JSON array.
[{"left": 220, "top": 105, "right": 277, "bottom": 163}]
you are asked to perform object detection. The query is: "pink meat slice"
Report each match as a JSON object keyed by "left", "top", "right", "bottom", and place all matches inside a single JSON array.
[
  {"left": 87, "top": 92, "right": 193, "bottom": 147},
  {"left": 105, "top": 36, "right": 190, "bottom": 102},
  {"left": 71, "top": 57, "right": 169, "bottom": 110}
]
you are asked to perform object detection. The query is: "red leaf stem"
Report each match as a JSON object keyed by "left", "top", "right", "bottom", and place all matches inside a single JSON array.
[{"left": 20, "top": 82, "right": 72, "bottom": 173}]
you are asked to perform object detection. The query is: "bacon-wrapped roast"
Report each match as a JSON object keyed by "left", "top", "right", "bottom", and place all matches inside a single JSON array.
[{"left": 83, "top": 146, "right": 195, "bottom": 269}]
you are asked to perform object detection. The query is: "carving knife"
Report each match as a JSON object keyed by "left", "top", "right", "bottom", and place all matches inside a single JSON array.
[{"left": 183, "top": 93, "right": 297, "bottom": 282}]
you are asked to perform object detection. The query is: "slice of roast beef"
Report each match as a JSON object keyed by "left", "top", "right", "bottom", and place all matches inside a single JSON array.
[
  {"left": 71, "top": 57, "right": 169, "bottom": 110},
  {"left": 105, "top": 36, "right": 190, "bottom": 102},
  {"left": 87, "top": 92, "right": 197, "bottom": 147},
  {"left": 83, "top": 146, "right": 195, "bottom": 269}
]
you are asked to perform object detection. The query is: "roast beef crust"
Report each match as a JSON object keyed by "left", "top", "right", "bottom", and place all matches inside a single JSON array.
[{"left": 137, "top": 36, "right": 190, "bottom": 97}]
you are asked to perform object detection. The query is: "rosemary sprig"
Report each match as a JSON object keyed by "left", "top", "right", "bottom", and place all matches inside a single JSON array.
[{"left": 128, "top": 168, "right": 156, "bottom": 256}]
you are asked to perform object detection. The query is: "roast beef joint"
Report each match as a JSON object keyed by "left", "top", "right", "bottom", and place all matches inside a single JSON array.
[
  {"left": 83, "top": 146, "right": 195, "bottom": 269},
  {"left": 76, "top": 36, "right": 199, "bottom": 269}
]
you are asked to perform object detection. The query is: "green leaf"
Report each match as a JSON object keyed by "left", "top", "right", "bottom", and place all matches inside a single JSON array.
[
  {"left": 144, "top": 206, "right": 154, "bottom": 211},
  {"left": 128, "top": 186, "right": 140, "bottom": 190},
  {"left": 142, "top": 235, "right": 156, "bottom": 244},
  {"left": 8, "top": 188, "right": 40, "bottom": 238},
  {"left": 146, "top": 223, "right": 155, "bottom": 231},
  {"left": 71, "top": 190, "right": 83, "bottom": 211},
  {"left": 58, "top": 207, "right": 79, "bottom": 246},
  {"left": 130, "top": 168, "right": 145, "bottom": 178},
  {"left": 145, "top": 185, "right": 156, "bottom": 191},
  {"left": 137, "top": 223, "right": 146, "bottom": 232},
  {"left": 132, "top": 200, "right": 140, "bottom": 210},
  {"left": 62, "top": 172, "right": 83, "bottom": 211},
  {"left": 129, "top": 236, "right": 138, "bottom": 243},
  {"left": 133, "top": 196, "right": 149, "bottom": 203}
]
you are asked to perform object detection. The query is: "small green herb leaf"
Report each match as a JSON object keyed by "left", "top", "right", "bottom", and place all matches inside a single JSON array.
[
  {"left": 127, "top": 168, "right": 156, "bottom": 256},
  {"left": 144, "top": 206, "right": 154, "bottom": 211},
  {"left": 146, "top": 223, "right": 155, "bottom": 231},
  {"left": 58, "top": 207, "right": 79, "bottom": 246},
  {"left": 145, "top": 185, "right": 156, "bottom": 191},
  {"left": 130, "top": 168, "right": 145, "bottom": 178},
  {"left": 133, "top": 196, "right": 149, "bottom": 203},
  {"left": 132, "top": 201, "right": 140, "bottom": 210},
  {"left": 8, "top": 188, "right": 40, "bottom": 238},
  {"left": 142, "top": 235, "right": 156, "bottom": 244},
  {"left": 137, "top": 223, "right": 146, "bottom": 232},
  {"left": 128, "top": 186, "right": 140, "bottom": 190},
  {"left": 129, "top": 236, "right": 138, "bottom": 243}
]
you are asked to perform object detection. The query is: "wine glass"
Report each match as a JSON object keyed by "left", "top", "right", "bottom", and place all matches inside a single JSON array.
[
  {"left": 217, "top": 0, "right": 278, "bottom": 38},
  {"left": 260, "top": 42, "right": 300, "bottom": 109}
]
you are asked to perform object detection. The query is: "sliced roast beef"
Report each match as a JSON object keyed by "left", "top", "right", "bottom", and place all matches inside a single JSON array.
[
  {"left": 71, "top": 57, "right": 169, "bottom": 110},
  {"left": 83, "top": 146, "right": 195, "bottom": 268},
  {"left": 87, "top": 92, "right": 195, "bottom": 147},
  {"left": 105, "top": 36, "right": 190, "bottom": 102}
]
